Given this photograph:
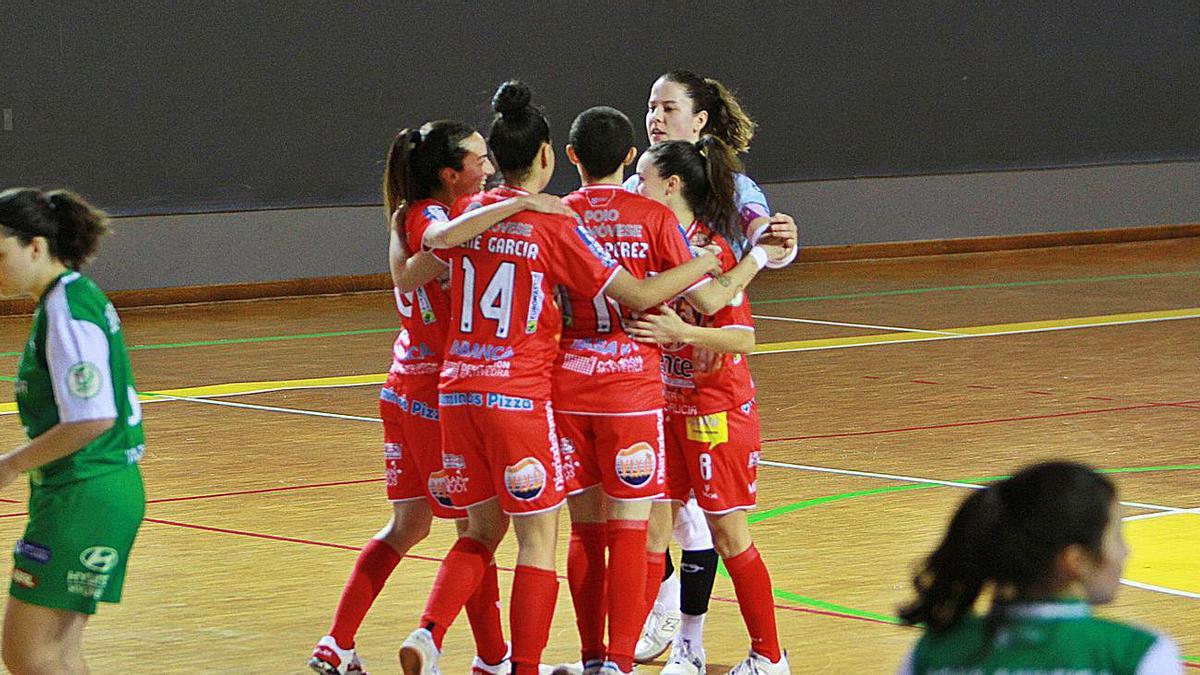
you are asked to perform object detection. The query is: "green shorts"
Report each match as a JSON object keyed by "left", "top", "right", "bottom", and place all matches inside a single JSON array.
[{"left": 9, "top": 465, "right": 145, "bottom": 614}]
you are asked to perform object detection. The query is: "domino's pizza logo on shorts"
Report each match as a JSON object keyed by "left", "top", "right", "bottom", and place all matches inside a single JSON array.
[
  {"left": 504, "top": 457, "right": 547, "bottom": 501},
  {"left": 615, "top": 442, "right": 657, "bottom": 488},
  {"left": 427, "top": 470, "right": 456, "bottom": 507}
]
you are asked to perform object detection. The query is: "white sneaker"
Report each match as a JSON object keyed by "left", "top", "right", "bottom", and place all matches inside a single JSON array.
[
  {"left": 660, "top": 638, "right": 705, "bottom": 675},
  {"left": 725, "top": 650, "right": 790, "bottom": 675},
  {"left": 548, "top": 660, "right": 604, "bottom": 675},
  {"left": 634, "top": 608, "right": 681, "bottom": 662},
  {"left": 598, "top": 661, "right": 637, "bottom": 674},
  {"left": 309, "top": 635, "right": 366, "bottom": 674},
  {"left": 472, "top": 643, "right": 512, "bottom": 674},
  {"left": 398, "top": 628, "right": 441, "bottom": 675}
]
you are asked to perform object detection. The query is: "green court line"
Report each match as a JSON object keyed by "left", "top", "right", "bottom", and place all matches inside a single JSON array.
[
  {"left": 753, "top": 270, "right": 1200, "bottom": 305},
  {"left": 725, "top": 463, "right": 1200, "bottom": 649}
]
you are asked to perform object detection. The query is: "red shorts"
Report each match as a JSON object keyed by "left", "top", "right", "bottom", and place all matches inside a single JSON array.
[
  {"left": 439, "top": 392, "right": 566, "bottom": 515},
  {"left": 380, "top": 385, "right": 464, "bottom": 520},
  {"left": 556, "top": 410, "right": 665, "bottom": 500},
  {"left": 664, "top": 399, "right": 761, "bottom": 514}
]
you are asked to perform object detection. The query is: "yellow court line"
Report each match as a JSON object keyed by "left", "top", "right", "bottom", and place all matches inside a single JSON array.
[
  {"left": 755, "top": 307, "right": 1200, "bottom": 354},
  {"left": 0, "top": 307, "right": 1197, "bottom": 415}
]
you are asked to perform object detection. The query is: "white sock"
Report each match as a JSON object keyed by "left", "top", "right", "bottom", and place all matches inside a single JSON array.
[
  {"left": 655, "top": 570, "right": 681, "bottom": 613},
  {"left": 678, "top": 612, "right": 705, "bottom": 647}
]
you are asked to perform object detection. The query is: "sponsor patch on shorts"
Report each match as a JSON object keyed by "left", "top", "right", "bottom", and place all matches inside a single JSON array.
[
  {"left": 11, "top": 568, "right": 37, "bottom": 588},
  {"left": 685, "top": 412, "right": 728, "bottom": 448},
  {"left": 67, "top": 570, "right": 109, "bottom": 599},
  {"left": 504, "top": 457, "right": 547, "bottom": 501},
  {"left": 14, "top": 539, "right": 51, "bottom": 564},
  {"left": 614, "top": 442, "right": 657, "bottom": 488}
]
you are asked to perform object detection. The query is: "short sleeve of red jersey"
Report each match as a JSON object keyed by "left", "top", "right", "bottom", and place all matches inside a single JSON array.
[
  {"left": 405, "top": 201, "right": 450, "bottom": 252},
  {"left": 547, "top": 215, "right": 622, "bottom": 300}
]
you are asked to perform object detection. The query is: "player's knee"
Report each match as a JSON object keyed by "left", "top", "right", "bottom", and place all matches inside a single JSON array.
[
  {"left": 710, "top": 526, "right": 752, "bottom": 560},
  {"left": 3, "top": 638, "right": 63, "bottom": 675}
]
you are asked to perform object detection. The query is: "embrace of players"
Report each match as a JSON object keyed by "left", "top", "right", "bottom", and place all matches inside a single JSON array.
[{"left": 308, "top": 71, "right": 796, "bottom": 675}]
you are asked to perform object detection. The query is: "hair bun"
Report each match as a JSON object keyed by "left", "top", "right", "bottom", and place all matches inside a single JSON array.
[{"left": 492, "top": 80, "right": 532, "bottom": 115}]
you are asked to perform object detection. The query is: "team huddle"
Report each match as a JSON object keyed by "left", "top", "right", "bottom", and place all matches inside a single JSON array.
[{"left": 307, "top": 71, "right": 798, "bottom": 675}]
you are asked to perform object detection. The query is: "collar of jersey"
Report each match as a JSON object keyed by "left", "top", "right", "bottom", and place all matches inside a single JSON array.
[
  {"left": 497, "top": 184, "right": 531, "bottom": 196},
  {"left": 1001, "top": 598, "right": 1091, "bottom": 621}
]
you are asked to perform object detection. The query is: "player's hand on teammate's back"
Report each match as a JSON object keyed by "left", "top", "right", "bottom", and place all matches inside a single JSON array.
[{"left": 518, "top": 193, "right": 575, "bottom": 217}]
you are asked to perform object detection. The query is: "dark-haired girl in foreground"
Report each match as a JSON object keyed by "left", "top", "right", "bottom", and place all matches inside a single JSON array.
[
  {"left": 897, "top": 461, "right": 1181, "bottom": 675},
  {"left": 0, "top": 188, "right": 146, "bottom": 674},
  {"left": 398, "top": 81, "right": 719, "bottom": 675}
]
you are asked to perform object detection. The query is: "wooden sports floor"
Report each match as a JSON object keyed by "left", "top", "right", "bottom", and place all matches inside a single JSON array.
[{"left": 0, "top": 237, "right": 1196, "bottom": 673}]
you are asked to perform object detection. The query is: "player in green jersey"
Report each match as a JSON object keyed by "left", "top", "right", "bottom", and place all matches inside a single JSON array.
[
  {"left": 0, "top": 188, "right": 145, "bottom": 674},
  {"left": 897, "top": 461, "right": 1181, "bottom": 675}
]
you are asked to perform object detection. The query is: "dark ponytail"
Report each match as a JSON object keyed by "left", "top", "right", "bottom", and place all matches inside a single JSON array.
[
  {"left": 488, "top": 80, "right": 551, "bottom": 184},
  {"left": 662, "top": 70, "right": 757, "bottom": 154},
  {"left": 645, "top": 135, "right": 743, "bottom": 245},
  {"left": 382, "top": 120, "right": 476, "bottom": 220},
  {"left": 898, "top": 462, "right": 1116, "bottom": 632},
  {"left": 0, "top": 188, "right": 109, "bottom": 270}
]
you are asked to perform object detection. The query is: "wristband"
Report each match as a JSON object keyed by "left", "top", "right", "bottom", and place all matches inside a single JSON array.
[{"left": 748, "top": 245, "right": 769, "bottom": 270}]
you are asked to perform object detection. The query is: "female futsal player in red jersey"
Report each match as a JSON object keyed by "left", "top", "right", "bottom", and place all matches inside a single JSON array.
[
  {"left": 553, "top": 106, "right": 788, "bottom": 675},
  {"left": 630, "top": 137, "right": 792, "bottom": 675},
  {"left": 627, "top": 70, "right": 800, "bottom": 670},
  {"left": 310, "top": 120, "right": 572, "bottom": 675},
  {"left": 396, "top": 81, "right": 721, "bottom": 675}
]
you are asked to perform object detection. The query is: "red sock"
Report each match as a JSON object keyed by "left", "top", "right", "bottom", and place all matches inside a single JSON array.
[
  {"left": 420, "top": 537, "right": 492, "bottom": 649},
  {"left": 464, "top": 559, "right": 508, "bottom": 665},
  {"left": 605, "top": 520, "right": 648, "bottom": 672},
  {"left": 509, "top": 565, "right": 559, "bottom": 674},
  {"left": 724, "top": 544, "right": 781, "bottom": 662},
  {"left": 568, "top": 521, "right": 607, "bottom": 663},
  {"left": 636, "top": 551, "right": 666, "bottom": 629},
  {"left": 328, "top": 538, "right": 402, "bottom": 648}
]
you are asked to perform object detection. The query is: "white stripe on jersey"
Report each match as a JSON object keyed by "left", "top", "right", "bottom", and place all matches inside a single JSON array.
[{"left": 45, "top": 276, "right": 117, "bottom": 423}]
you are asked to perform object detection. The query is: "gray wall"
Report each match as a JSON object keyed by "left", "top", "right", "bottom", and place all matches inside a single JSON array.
[
  {"left": 3, "top": 2, "right": 1198, "bottom": 215},
  {"left": 90, "top": 160, "right": 1200, "bottom": 291}
]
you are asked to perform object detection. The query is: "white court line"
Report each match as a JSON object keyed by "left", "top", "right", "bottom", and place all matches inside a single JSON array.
[
  {"left": 1123, "top": 508, "right": 1200, "bottom": 522},
  {"left": 146, "top": 393, "right": 382, "bottom": 423},
  {"left": 758, "top": 311, "right": 1200, "bottom": 355},
  {"left": 752, "top": 314, "right": 963, "bottom": 336},
  {"left": 757, "top": 459, "right": 1186, "bottom": 512},
  {"left": 1119, "top": 579, "right": 1200, "bottom": 600}
]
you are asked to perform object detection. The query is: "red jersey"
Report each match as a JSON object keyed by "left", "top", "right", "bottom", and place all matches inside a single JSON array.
[
  {"left": 389, "top": 199, "right": 453, "bottom": 388},
  {"left": 554, "top": 185, "right": 701, "bottom": 413},
  {"left": 433, "top": 185, "right": 622, "bottom": 400},
  {"left": 659, "top": 222, "right": 756, "bottom": 416}
]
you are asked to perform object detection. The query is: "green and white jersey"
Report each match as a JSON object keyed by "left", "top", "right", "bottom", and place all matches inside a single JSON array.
[
  {"left": 898, "top": 599, "right": 1182, "bottom": 675},
  {"left": 15, "top": 271, "right": 145, "bottom": 487}
]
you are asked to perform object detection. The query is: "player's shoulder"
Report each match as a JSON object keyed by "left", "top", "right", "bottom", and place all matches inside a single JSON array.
[{"left": 408, "top": 198, "right": 450, "bottom": 226}]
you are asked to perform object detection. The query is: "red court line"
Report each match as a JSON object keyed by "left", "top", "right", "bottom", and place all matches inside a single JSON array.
[
  {"left": 0, "top": 512, "right": 28, "bottom": 519},
  {"left": 148, "top": 478, "right": 383, "bottom": 504},
  {"left": 144, "top": 517, "right": 902, "bottom": 627},
  {"left": 143, "top": 517, "right": 447, "bottom": 564},
  {"left": 761, "top": 401, "right": 1194, "bottom": 444},
  {"left": 910, "top": 380, "right": 941, "bottom": 385},
  {"left": 0, "top": 497, "right": 19, "bottom": 504}
]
